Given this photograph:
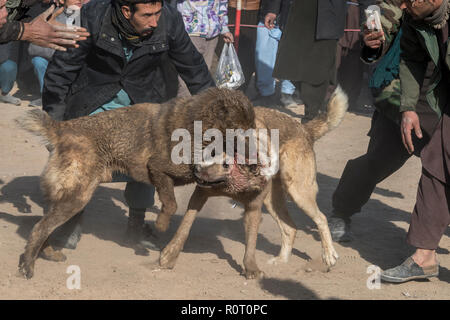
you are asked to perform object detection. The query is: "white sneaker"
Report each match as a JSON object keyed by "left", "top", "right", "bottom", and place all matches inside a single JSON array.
[
  {"left": 29, "top": 98, "right": 42, "bottom": 108},
  {"left": 0, "top": 94, "right": 21, "bottom": 106}
]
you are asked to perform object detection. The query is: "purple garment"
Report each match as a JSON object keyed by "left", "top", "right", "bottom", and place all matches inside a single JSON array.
[{"left": 177, "top": 0, "right": 230, "bottom": 39}]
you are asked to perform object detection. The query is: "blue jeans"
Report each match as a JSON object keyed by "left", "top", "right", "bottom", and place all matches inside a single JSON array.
[
  {"left": 31, "top": 56, "right": 49, "bottom": 93},
  {"left": 255, "top": 22, "right": 295, "bottom": 96},
  {"left": 0, "top": 60, "right": 17, "bottom": 94}
]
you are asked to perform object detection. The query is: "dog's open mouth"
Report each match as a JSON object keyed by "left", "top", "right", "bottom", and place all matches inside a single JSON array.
[{"left": 194, "top": 174, "right": 227, "bottom": 188}]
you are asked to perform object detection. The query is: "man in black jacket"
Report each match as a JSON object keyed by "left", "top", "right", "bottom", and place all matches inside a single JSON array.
[
  {"left": 43, "top": 0, "right": 215, "bottom": 255},
  {"left": 269, "top": 0, "right": 346, "bottom": 121}
]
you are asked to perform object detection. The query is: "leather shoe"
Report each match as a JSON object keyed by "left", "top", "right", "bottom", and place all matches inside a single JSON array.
[{"left": 381, "top": 256, "right": 439, "bottom": 283}]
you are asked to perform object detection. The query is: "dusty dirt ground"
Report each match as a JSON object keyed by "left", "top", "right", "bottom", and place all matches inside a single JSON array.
[{"left": 0, "top": 90, "right": 448, "bottom": 300}]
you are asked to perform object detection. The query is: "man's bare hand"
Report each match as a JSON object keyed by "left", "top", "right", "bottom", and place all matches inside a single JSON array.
[
  {"left": 222, "top": 32, "right": 234, "bottom": 43},
  {"left": 264, "top": 13, "right": 277, "bottom": 29},
  {"left": 21, "top": 5, "right": 90, "bottom": 51},
  {"left": 363, "top": 27, "right": 384, "bottom": 49},
  {"left": 401, "top": 111, "right": 422, "bottom": 154}
]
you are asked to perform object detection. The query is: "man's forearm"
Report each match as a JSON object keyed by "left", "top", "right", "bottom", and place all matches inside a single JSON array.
[
  {"left": 399, "top": 59, "right": 424, "bottom": 113},
  {"left": 218, "top": 0, "right": 230, "bottom": 34}
]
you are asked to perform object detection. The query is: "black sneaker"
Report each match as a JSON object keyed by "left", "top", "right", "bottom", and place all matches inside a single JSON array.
[
  {"left": 293, "top": 88, "right": 304, "bottom": 105},
  {"left": 29, "top": 98, "right": 42, "bottom": 108},
  {"left": 52, "top": 223, "right": 82, "bottom": 249},
  {"left": 252, "top": 93, "right": 280, "bottom": 108},
  {"left": 125, "top": 209, "right": 160, "bottom": 254},
  {"left": 51, "top": 211, "right": 83, "bottom": 249},
  {"left": 381, "top": 257, "right": 439, "bottom": 283},
  {"left": 141, "top": 222, "right": 160, "bottom": 250},
  {"left": 327, "top": 215, "right": 353, "bottom": 242},
  {"left": 280, "top": 93, "right": 297, "bottom": 107}
]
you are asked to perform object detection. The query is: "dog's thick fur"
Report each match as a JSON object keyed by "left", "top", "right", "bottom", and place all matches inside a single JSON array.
[
  {"left": 158, "top": 87, "right": 348, "bottom": 279},
  {"left": 16, "top": 87, "right": 255, "bottom": 279}
]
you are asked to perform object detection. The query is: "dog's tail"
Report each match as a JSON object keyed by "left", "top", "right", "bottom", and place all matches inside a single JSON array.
[
  {"left": 303, "top": 85, "right": 348, "bottom": 142},
  {"left": 15, "top": 109, "right": 58, "bottom": 146}
]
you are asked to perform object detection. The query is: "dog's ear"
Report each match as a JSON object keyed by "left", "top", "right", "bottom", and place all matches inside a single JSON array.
[{"left": 202, "top": 88, "right": 256, "bottom": 131}]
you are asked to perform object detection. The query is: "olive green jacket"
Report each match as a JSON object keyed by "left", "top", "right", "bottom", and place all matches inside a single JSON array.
[{"left": 399, "top": 14, "right": 450, "bottom": 117}]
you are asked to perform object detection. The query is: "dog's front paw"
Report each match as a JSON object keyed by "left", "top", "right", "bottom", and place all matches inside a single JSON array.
[
  {"left": 244, "top": 268, "right": 264, "bottom": 280},
  {"left": 134, "top": 244, "right": 150, "bottom": 256},
  {"left": 18, "top": 254, "right": 34, "bottom": 279},
  {"left": 322, "top": 247, "right": 339, "bottom": 269},
  {"left": 267, "top": 255, "right": 289, "bottom": 265},
  {"left": 159, "top": 244, "right": 181, "bottom": 269}
]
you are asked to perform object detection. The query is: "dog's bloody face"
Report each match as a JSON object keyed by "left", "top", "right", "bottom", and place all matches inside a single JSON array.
[
  {"left": 193, "top": 153, "right": 268, "bottom": 194},
  {"left": 193, "top": 163, "right": 230, "bottom": 188}
]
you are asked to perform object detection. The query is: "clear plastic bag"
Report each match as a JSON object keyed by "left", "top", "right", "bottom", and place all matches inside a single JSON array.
[
  {"left": 365, "top": 5, "right": 385, "bottom": 40},
  {"left": 215, "top": 43, "right": 245, "bottom": 89}
]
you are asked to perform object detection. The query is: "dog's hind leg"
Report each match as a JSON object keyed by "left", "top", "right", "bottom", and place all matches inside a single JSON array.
[
  {"left": 280, "top": 152, "right": 338, "bottom": 269},
  {"left": 40, "top": 240, "right": 67, "bottom": 262},
  {"left": 285, "top": 181, "right": 338, "bottom": 268},
  {"left": 18, "top": 180, "right": 99, "bottom": 279},
  {"left": 160, "top": 186, "right": 209, "bottom": 269},
  {"left": 263, "top": 177, "right": 297, "bottom": 265}
]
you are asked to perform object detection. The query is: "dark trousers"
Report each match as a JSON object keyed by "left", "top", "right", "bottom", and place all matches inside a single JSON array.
[
  {"left": 407, "top": 109, "right": 450, "bottom": 250},
  {"left": 407, "top": 168, "right": 450, "bottom": 249},
  {"left": 332, "top": 111, "right": 428, "bottom": 218},
  {"left": 295, "top": 80, "right": 330, "bottom": 119},
  {"left": 336, "top": 46, "right": 364, "bottom": 110}
]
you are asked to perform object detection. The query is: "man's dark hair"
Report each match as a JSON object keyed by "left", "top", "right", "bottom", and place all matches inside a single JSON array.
[{"left": 116, "top": 0, "right": 163, "bottom": 14}]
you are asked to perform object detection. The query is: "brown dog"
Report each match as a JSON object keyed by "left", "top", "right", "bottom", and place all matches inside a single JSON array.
[
  {"left": 158, "top": 87, "right": 348, "bottom": 279},
  {"left": 16, "top": 88, "right": 255, "bottom": 279}
]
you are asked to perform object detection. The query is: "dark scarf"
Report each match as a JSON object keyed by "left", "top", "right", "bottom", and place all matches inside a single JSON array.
[
  {"left": 111, "top": 0, "right": 151, "bottom": 47},
  {"left": 424, "top": 0, "right": 450, "bottom": 29}
]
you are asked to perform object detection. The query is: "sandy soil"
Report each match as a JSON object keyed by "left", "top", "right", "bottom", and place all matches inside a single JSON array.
[{"left": 0, "top": 93, "right": 448, "bottom": 300}]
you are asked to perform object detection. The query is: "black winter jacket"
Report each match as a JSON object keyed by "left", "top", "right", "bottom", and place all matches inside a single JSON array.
[
  {"left": 260, "top": 0, "right": 292, "bottom": 30},
  {"left": 43, "top": 0, "right": 215, "bottom": 120},
  {"left": 267, "top": 0, "right": 346, "bottom": 40}
]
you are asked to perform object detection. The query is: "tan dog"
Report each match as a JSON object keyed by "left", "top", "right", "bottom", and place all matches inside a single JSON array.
[
  {"left": 16, "top": 88, "right": 255, "bottom": 279},
  {"left": 159, "top": 87, "right": 348, "bottom": 279}
]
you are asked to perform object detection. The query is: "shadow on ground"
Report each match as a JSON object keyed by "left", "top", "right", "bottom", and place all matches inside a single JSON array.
[
  {"left": 258, "top": 277, "right": 325, "bottom": 299},
  {"left": 0, "top": 173, "right": 448, "bottom": 285}
]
